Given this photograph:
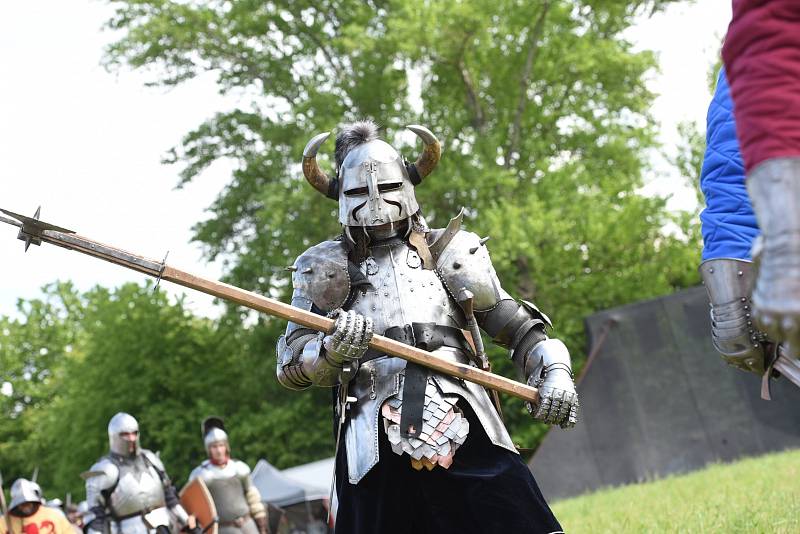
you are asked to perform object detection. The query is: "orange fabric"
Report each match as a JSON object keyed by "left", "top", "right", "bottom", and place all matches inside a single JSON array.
[{"left": 1, "top": 507, "right": 75, "bottom": 534}]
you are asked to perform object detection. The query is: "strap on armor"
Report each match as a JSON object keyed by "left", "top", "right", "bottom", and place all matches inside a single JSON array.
[
  {"left": 362, "top": 322, "right": 474, "bottom": 438},
  {"left": 362, "top": 323, "right": 473, "bottom": 361}
]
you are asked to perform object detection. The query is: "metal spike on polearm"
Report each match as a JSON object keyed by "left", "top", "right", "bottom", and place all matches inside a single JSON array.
[
  {"left": 0, "top": 205, "right": 541, "bottom": 406},
  {"left": 0, "top": 207, "right": 76, "bottom": 252}
]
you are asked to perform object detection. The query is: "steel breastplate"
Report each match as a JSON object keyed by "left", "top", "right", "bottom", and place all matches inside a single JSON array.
[
  {"left": 341, "top": 238, "right": 516, "bottom": 484},
  {"left": 347, "top": 239, "right": 462, "bottom": 334},
  {"left": 197, "top": 464, "right": 249, "bottom": 522},
  {"left": 108, "top": 456, "right": 166, "bottom": 518}
]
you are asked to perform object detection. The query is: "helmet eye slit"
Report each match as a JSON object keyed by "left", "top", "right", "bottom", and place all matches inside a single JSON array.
[
  {"left": 344, "top": 187, "right": 369, "bottom": 197},
  {"left": 378, "top": 182, "right": 403, "bottom": 192}
]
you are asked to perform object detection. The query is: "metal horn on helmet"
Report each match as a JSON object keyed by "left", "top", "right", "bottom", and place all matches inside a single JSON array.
[
  {"left": 406, "top": 125, "right": 441, "bottom": 185},
  {"left": 302, "top": 132, "right": 339, "bottom": 200}
]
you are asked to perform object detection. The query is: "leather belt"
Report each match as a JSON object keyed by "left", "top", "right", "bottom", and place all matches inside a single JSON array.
[
  {"left": 361, "top": 322, "right": 473, "bottom": 439},
  {"left": 113, "top": 505, "right": 162, "bottom": 522},
  {"left": 362, "top": 322, "right": 473, "bottom": 362}
]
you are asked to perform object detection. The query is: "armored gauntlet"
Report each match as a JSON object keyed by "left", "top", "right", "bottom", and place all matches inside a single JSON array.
[
  {"left": 700, "top": 258, "right": 767, "bottom": 374},
  {"left": 323, "top": 309, "right": 374, "bottom": 364},
  {"left": 747, "top": 158, "right": 800, "bottom": 350},
  {"left": 523, "top": 339, "right": 579, "bottom": 428}
]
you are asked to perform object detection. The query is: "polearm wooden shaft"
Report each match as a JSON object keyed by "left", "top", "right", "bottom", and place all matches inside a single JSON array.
[{"left": 22, "top": 227, "right": 540, "bottom": 404}]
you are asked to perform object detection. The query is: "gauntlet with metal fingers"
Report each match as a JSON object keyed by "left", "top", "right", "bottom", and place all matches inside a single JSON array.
[
  {"left": 747, "top": 158, "right": 800, "bottom": 349},
  {"left": 323, "top": 309, "right": 374, "bottom": 363},
  {"left": 524, "top": 338, "right": 579, "bottom": 429}
]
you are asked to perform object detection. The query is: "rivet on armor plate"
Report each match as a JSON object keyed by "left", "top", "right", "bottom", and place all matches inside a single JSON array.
[
  {"left": 366, "top": 257, "right": 378, "bottom": 275},
  {"left": 453, "top": 262, "right": 461, "bottom": 269},
  {"left": 709, "top": 268, "right": 714, "bottom": 273},
  {"left": 407, "top": 250, "right": 421, "bottom": 269},
  {"left": 737, "top": 271, "right": 743, "bottom": 276},
  {"left": 302, "top": 267, "right": 313, "bottom": 274}
]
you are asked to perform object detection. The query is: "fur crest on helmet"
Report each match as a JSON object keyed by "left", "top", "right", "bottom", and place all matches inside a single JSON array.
[{"left": 335, "top": 119, "right": 380, "bottom": 170}]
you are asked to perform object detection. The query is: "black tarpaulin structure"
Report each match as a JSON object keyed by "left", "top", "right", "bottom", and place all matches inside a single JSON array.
[{"left": 529, "top": 286, "right": 800, "bottom": 501}]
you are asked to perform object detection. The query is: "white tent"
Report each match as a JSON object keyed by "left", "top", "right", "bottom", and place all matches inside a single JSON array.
[{"left": 251, "top": 457, "right": 334, "bottom": 508}]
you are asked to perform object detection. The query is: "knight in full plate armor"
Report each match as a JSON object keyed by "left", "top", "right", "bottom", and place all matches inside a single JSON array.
[
  {"left": 82, "top": 413, "right": 192, "bottom": 534},
  {"left": 188, "top": 418, "right": 269, "bottom": 534},
  {"left": 276, "top": 120, "right": 579, "bottom": 533}
]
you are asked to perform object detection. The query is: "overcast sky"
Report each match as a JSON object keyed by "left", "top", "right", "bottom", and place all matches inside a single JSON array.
[{"left": 0, "top": 0, "right": 732, "bottom": 320}]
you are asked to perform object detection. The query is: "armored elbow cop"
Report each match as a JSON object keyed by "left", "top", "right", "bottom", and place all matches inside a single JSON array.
[
  {"left": 700, "top": 258, "right": 768, "bottom": 373},
  {"left": 477, "top": 298, "right": 551, "bottom": 357}
]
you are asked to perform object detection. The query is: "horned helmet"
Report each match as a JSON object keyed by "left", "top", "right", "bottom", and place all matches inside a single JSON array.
[
  {"left": 301, "top": 120, "right": 440, "bottom": 228},
  {"left": 107, "top": 412, "right": 140, "bottom": 457}
]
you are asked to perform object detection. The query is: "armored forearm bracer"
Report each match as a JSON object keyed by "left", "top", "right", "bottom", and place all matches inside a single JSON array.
[
  {"left": 276, "top": 325, "right": 326, "bottom": 390},
  {"left": 700, "top": 258, "right": 767, "bottom": 373}
]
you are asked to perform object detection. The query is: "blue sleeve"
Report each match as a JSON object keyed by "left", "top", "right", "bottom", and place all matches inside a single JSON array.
[{"left": 699, "top": 68, "right": 759, "bottom": 261}]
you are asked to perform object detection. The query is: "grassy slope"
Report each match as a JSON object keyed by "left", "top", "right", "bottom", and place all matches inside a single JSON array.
[{"left": 551, "top": 449, "right": 800, "bottom": 533}]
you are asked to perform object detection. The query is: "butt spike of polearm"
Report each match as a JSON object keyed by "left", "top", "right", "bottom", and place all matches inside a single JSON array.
[{"left": 0, "top": 205, "right": 540, "bottom": 406}]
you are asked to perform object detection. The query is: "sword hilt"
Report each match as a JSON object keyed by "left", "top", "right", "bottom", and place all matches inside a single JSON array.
[{"left": 457, "top": 287, "right": 489, "bottom": 370}]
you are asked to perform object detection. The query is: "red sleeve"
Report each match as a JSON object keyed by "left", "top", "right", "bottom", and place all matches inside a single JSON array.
[{"left": 722, "top": 0, "right": 800, "bottom": 172}]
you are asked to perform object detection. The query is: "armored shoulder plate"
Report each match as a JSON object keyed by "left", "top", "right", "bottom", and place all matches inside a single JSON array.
[
  {"left": 81, "top": 457, "right": 119, "bottom": 488},
  {"left": 141, "top": 449, "right": 166, "bottom": 475},
  {"left": 232, "top": 459, "right": 252, "bottom": 479},
  {"left": 436, "top": 230, "right": 510, "bottom": 311},
  {"left": 291, "top": 240, "right": 350, "bottom": 313}
]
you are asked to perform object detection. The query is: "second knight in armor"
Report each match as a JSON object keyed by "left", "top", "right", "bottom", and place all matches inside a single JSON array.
[
  {"left": 277, "top": 120, "right": 579, "bottom": 533},
  {"left": 82, "top": 413, "right": 192, "bottom": 534},
  {"left": 188, "top": 418, "right": 269, "bottom": 534}
]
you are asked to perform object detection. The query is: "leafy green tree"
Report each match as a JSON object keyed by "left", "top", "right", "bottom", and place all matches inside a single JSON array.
[
  {"left": 101, "top": 0, "right": 700, "bottom": 447},
  {"left": 2, "top": 282, "right": 332, "bottom": 498},
  {"left": 0, "top": 283, "right": 83, "bottom": 489}
]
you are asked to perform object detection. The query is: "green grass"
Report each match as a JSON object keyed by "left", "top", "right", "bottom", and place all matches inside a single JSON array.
[{"left": 551, "top": 449, "right": 800, "bottom": 533}]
